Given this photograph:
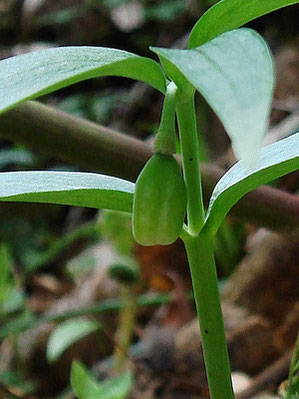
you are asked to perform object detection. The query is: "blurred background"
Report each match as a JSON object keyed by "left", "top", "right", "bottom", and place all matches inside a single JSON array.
[{"left": 0, "top": 1, "right": 299, "bottom": 398}]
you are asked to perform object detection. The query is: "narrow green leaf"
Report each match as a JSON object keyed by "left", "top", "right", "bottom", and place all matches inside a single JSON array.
[
  {"left": 47, "top": 318, "right": 99, "bottom": 363},
  {"left": 286, "top": 333, "right": 299, "bottom": 399},
  {"left": 0, "top": 171, "right": 134, "bottom": 212},
  {"left": 152, "top": 29, "right": 274, "bottom": 165},
  {"left": 189, "top": 0, "right": 299, "bottom": 48},
  {"left": 0, "top": 46, "right": 166, "bottom": 115},
  {"left": 0, "top": 244, "right": 12, "bottom": 288},
  {"left": 204, "top": 132, "right": 299, "bottom": 235},
  {"left": 71, "top": 361, "right": 101, "bottom": 399}
]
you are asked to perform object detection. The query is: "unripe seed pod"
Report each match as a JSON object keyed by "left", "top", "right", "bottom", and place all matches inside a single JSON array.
[{"left": 133, "top": 154, "right": 187, "bottom": 246}]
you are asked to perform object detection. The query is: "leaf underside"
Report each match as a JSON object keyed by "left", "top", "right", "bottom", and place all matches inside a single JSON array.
[
  {"left": 189, "top": 0, "right": 299, "bottom": 48},
  {"left": 0, "top": 171, "right": 134, "bottom": 213},
  {"left": 152, "top": 29, "right": 274, "bottom": 165},
  {"left": 0, "top": 46, "right": 166, "bottom": 115},
  {"left": 204, "top": 132, "right": 299, "bottom": 235}
]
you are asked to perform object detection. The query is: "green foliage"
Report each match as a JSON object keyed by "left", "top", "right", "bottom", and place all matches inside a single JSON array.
[
  {"left": 47, "top": 318, "right": 100, "bottom": 363},
  {"left": 152, "top": 28, "right": 274, "bottom": 166},
  {"left": 70, "top": 361, "right": 132, "bottom": 399},
  {"left": 0, "top": 293, "right": 171, "bottom": 339},
  {"left": 0, "top": 2, "right": 298, "bottom": 398},
  {"left": 0, "top": 47, "right": 166, "bottom": 115},
  {"left": 285, "top": 333, "right": 299, "bottom": 399},
  {"left": 0, "top": 171, "right": 134, "bottom": 212},
  {"left": 0, "top": 244, "right": 25, "bottom": 316},
  {"left": 204, "top": 132, "right": 299, "bottom": 235},
  {"left": 0, "top": 244, "right": 11, "bottom": 290},
  {"left": 189, "top": 0, "right": 299, "bottom": 48}
]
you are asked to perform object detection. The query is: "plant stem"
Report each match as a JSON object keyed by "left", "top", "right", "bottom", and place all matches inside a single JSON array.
[
  {"left": 183, "top": 232, "right": 234, "bottom": 399},
  {"left": 176, "top": 89, "right": 205, "bottom": 235},
  {"left": 114, "top": 285, "right": 137, "bottom": 373},
  {"left": 0, "top": 292, "right": 180, "bottom": 339},
  {"left": 177, "top": 89, "right": 233, "bottom": 398},
  {"left": 154, "top": 82, "right": 177, "bottom": 155}
]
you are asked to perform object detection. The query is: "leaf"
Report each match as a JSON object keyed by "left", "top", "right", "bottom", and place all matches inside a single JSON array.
[
  {"left": 1, "top": 286, "right": 25, "bottom": 315},
  {"left": 70, "top": 361, "right": 132, "bottom": 399},
  {"left": 70, "top": 361, "right": 101, "bottom": 399},
  {"left": 47, "top": 318, "right": 99, "bottom": 363},
  {"left": 0, "top": 171, "right": 134, "bottom": 212},
  {"left": 0, "top": 245, "right": 24, "bottom": 315},
  {"left": 189, "top": 0, "right": 299, "bottom": 48},
  {"left": 152, "top": 29, "right": 274, "bottom": 165},
  {"left": 204, "top": 132, "right": 299, "bottom": 235},
  {"left": 97, "top": 371, "right": 133, "bottom": 399},
  {"left": 0, "top": 46, "right": 166, "bottom": 115}
]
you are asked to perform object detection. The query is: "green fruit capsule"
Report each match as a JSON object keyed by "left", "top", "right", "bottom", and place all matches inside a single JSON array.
[{"left": 133, "top": 154, "right": 187, "bottom": 246}]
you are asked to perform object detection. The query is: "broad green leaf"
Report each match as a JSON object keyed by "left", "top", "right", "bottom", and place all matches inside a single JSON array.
[
  {"left": 204, "top": 132, "right": 299, "bottom": 236},
  {"left": 0, "top": 46, "right": 166, "bottom": 115},
  {"left": 47, "top": 318, "right": 99, "bottom": 363},
  {"left": 71, "top": 361, "right": 132, "bottom": 399},
  {"left": 152, "top": 29, "right": 274, "bottom": 165},
  {"left": 71, "top": 361, "right": 101, "bottom": 399},
  {"left": 0, "top": 171, "right": 134, "bottom": 212},
  {"left": 189, "top": 0, "right": 299, "bottom": 48}
]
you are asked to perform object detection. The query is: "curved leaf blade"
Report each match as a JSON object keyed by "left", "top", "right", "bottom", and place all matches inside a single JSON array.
[
  {"left": 47, "top": 318, "right": 99, "bottom": 363},
  {"left": 204, "top": 132, "right": 299, "bottom": 235},
  {"left": 0, "top": 46, "right": 166, "bottom": 114},
  {"left": 189, "top": 0, "right": 299, "bottom": 48},
  {"left": 0, "top": 171, "right": 134, "bottom": 212},
  {"left": 152, "top": 29, "right": 274, "bottom": 165},
  {"left": 71, "top": 361, "right": 101, "bottom": 399}
]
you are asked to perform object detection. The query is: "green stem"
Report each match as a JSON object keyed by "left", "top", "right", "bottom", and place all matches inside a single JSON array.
[
  {"left": 176, "top": 89, "right": 205, "bottom": 235},
  {"left": 183, "top": 232, "right": 234, "bottom": 399},
  {"left": 154, "top": 82, "right": 177, "bottom": 155},
  {"left": 114, "top": 285, "right": 137, "bottom": 373},
  {"left": 0, "top": 292, "right": 179, "bottom": 339}
]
